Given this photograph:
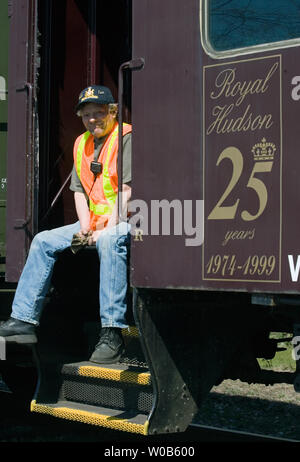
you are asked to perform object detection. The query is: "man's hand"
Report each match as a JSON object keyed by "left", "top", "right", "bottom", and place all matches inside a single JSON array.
[
  {"left": 78, "top": 229, "right": 92, "bottom": 238},
  {"left": 88, "top": 230, "right": 103, "bottom": 246},
  {"left": 70, "top": 230, "right": 92, "bottom": 254}
]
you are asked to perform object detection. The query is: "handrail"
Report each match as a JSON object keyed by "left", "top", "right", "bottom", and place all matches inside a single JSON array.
[{"left": 117, "top": 58, "right": 145, "bottom": 222}]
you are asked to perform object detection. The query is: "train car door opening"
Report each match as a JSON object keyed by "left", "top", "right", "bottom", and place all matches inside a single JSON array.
[{"left": 5, "top": 0, "right": 132, "bottom": 282}]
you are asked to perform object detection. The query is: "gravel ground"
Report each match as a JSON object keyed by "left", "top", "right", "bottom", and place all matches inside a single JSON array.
[{"left": 196, "top": 374, "right": 300, "bottom": 441}]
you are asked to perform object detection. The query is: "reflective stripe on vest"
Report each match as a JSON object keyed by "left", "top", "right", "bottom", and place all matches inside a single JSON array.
[
  {"left": 102, "top": 126, "right": 119, "bottom": 209},
  {"left": 76, "top": 131, "right": 90, "bottom": 180},
  {"left": 89, "top": 201, "right": 112, "bottom": 216}
]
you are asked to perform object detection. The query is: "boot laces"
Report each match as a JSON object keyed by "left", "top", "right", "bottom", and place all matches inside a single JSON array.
[{"left": 97, "top": 328, "right": 120, "bottom": 347}]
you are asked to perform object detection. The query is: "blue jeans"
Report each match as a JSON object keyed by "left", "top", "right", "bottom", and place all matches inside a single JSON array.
[{"left": 11, "top": 221, "right": 131, "bottom": 328}]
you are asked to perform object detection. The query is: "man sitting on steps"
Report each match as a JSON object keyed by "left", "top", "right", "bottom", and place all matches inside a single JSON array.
[{"left": 0, "top": 85, "right": 132, "bottom": 364}]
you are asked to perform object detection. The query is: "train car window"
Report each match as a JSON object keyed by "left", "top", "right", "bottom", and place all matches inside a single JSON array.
[{"left": 202, "top": 0, "right": 300, "bottom": 56}]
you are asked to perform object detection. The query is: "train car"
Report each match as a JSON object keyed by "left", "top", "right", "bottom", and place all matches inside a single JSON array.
[{"left": 1, "top": 0, "right": 300, "bottom": 437}]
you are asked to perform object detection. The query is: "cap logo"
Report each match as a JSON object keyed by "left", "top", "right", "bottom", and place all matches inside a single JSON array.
[
  {"left": 81, "top": 87, "right": 98, "bottom": 102},
  {"left": 75, "top": 85, "right": 114, "bottom": 112}
]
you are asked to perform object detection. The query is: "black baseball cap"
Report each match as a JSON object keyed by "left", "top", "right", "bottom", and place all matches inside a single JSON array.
[{"left": 75, "top": 85, "right": 115, "bottom": 112}]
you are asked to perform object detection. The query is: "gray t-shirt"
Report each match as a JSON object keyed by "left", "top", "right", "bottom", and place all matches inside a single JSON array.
[{"left": 70, "top": 132, "right": 132, "bottom": 194}]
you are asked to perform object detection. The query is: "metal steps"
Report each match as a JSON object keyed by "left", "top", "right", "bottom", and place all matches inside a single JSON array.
[
  {"left": 31, "top": 400, "right": 149, "bottom": 435},
  {"left": 59, "top": 362, "right": 152, "bottom": 414},
  {"left": 30, "top": 326, "right": 153, "bottom": 434}
]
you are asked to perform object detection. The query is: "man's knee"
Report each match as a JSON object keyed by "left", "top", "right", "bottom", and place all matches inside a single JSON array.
[
  {"left": 96, "top": 226, "right": 130, "bottom": 253},
  {"left": 30, "top": 229, "right": 59, "bottom": 254},
  {"left": 96, "top": 229, "right": 115, "bottom": 253},
  {"left": 31, "top": 230, "right": 50, "bottom": 249}
]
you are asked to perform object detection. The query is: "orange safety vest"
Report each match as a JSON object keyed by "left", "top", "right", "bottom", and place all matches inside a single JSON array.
[{"left": 73, "top": 122, "right": 132, "bottom": 231}]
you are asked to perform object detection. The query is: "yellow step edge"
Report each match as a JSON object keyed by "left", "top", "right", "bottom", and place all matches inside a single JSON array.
[
  {"left": 77, "top": 365, "right": 151, "bottom": 385},
  {"left": 31, "top": 400, "right": 149, "bottom": 435},
  {"left": 122, "top": 326, "right": 139, "bottom": 338}
]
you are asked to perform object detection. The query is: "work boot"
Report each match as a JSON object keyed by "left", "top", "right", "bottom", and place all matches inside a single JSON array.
[
  {"left": 0, "top": 317, "right": 37, "bottom": 343},
  {"left": 89, "top": 327, "right": 125, "bottom": 364}
]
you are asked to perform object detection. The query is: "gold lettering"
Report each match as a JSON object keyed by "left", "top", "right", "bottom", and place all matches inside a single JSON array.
[
  {"left": 206, "top": 104, "right": 234, "bottom": 135},
  {"left": 209, "top": 62, "right": 279, "bottom": 107},
  {"left": 222, "top": 228, "right": 256, "bottom": 246},
  {"left": 231, "top": 104, "right": 251, "bottom": 132},
  {"left": 206, "top": 103, "right": 273, "bottom": 135},
  {"left": 210, "top": 68, "right": 236, "bottom": 101},
  {"left": 134, "top": 229, "right": 143, "bottom": 241},
  {"left": 260, "top": 62, "right": 279, "bottom": 94}
]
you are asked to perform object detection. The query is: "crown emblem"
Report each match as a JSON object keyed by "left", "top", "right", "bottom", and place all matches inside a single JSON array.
[
  {"left": 81, "top": 87, "right": 98, "bottom": 101},
  {"left": 84, "top": 87, "right": 95, "bottom": 98},
  {"left": 252, "top": 138, "right": 276, "bottom": 161}
]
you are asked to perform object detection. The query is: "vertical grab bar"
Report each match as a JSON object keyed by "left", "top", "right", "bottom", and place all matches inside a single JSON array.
[{"left": 117, "top": 58, "right": 145, "bottom": 222}]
